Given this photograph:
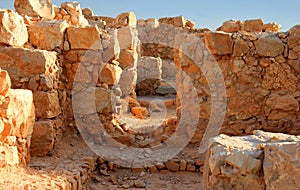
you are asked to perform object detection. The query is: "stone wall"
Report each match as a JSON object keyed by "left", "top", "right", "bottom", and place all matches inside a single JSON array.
[
  {"left": 0, "top": 0, "right": 300, "bottom": 178},
  {"left": 0, "top": 68, "right": 35, "bottom": 167},
  {"left": 203, "top": 130, "right": 300, "bottom": 189},
  {"left": 175, "top": 24, "right": 300, "bottom": 145}
]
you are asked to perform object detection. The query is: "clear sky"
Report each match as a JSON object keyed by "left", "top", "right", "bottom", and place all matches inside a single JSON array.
[{"left": 1, "top": 0, "right": 299, "bottom": 31}]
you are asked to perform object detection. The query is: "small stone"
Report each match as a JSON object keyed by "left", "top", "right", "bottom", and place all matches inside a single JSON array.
[{"left": 134, "top": 179, "right": 146, "bottom": 188}]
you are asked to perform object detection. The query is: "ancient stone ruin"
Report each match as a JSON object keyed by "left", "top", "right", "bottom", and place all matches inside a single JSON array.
[{"left": 0, "top": 0, "right": 299, "bottom": 189}]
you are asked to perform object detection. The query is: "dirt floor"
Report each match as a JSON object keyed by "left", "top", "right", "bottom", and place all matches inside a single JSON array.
[{"left": 87, "top": 169, "right": 202, "bottom": 190}]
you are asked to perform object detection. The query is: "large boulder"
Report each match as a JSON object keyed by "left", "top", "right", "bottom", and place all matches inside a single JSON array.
[
  {"left": 14, "top": 0, "right": 55, "bottom": 19},
  {"left": 0, "top": 9, "right": 28, "bottom": 47}
]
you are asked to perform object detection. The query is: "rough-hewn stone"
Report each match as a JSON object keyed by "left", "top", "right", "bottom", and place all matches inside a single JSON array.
[
  {"left": 255, "top": 37, "right": 284, "bottom": 57},
  {"left": 204, "top": 31, "right": 233, "bottom": 55},
  {"left": 33, "top": 91, "right": 61, "bottom": 119},
  {"left": 14, "top": 0, "right": 55, "bottom": 19},
  {"left": 0, "top": 47, "right": 57, "bottom": 78},
  {"left": 203, "top": 131, "right": 300, "bottom": 190},
  {"left": 243, "top": 19, "right": 264, "bottom": 32},
  {"left": 29, "top": 20, "right": 69, "bottom": 50},
  {"left": 0, "top": 9, "right": 28, "bottom": 47},
  {"left": 67, "top": 26, "right": 102, "bottom": 50}
]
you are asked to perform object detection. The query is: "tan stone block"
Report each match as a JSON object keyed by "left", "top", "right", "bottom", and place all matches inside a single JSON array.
[
  {"left": 204, "top": 31, "right": 233, "bottom": 55},
  {"left": 288, "top": 25, "right": 300, "bottom": 46},
  {"left": 219, "top": 20, "right": 242, "bottom": 33},
  {"left": 95, "top": 87, "right": 115, "bottom": 114},
  {"left": 243, "top": 19, "right": 264, "bottom": 32},
  {"left": 118, "top": 49, "right": 138, "bottom": 69},
  {"left": 119, "top": 68, "right": 137, "bottom": 97},
  {"left": 233, "top": 38, "right": 249, "bottom": 57},
  {"left": 255, "top": 37, "right": 284, "bottom": 57},
  {"left": 264, "top": 142, "right": 300, "bottom": 190},
  {"left": 165, "top": 160, "right": 180, "bottom": 172},
  {"left": 0, "top": 89, "right": 34, "bottom": 140},
  {"left": 14, "top": 0, "right": 55, "bottom": 19},
  {"left": 103, "top": 30, "right": 120, "bottom": 62},
  {"left": 82, "top": 8, "right": 94, "bottom": 18},
  {"left": 0, "top": 47, "right": 57, "bottom": 78},
  {"left": 33, "top": 91, "right": 61, "bottom": 119},
  {"left": 113, "top": 12, "right": 137, "bottom": 28},
  {"left": 173, "top": 16, "right": 186, "bottom": 27},
  {"left": 30, "top": 120, "right": 55, "bottom": 157},
  {"left": 262, "top": 23, "right": 281, "bottom": 32},
  {"left": 29, "top": 20, "right": 69, "bottom": 50},
  {"left": 131, "top": 107, "right": 148, "bottom": 119},
  {"left": 225, "top": 152, "right": 262, "bottom": 174},
  {"left": 117, "top": 27, "right": 138, "bottom": 50},
  {"left": 0, "top": 9, "right": 28, "bottom": 47},
  {"left": 67, "top": 26, "right": 102, "bottom": 50},
  {"left": 98, "top": 63, "right": 122, "bottom": 86}
]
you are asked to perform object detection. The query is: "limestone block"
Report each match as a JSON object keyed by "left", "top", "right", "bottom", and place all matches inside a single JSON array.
[
  {"left": 59, "top": 2, "right": 87, "bottom": 26},
  {"left": 288, "top": 25, "right": 300, "bottom": 47},
  {"left": 219, "top": 20, "right": 242, "bottom": 33},
  {"left": 131, "top": 107, "right": 148, "bottom": 119},
  {"left": 117, "top": 27, "right": 138, "bottom": 50},
  {"left": 0, "top": 9, "right": 28, "bottom": 47},
  {"left": 0, "top": 82, "right": 34, "bottom": 167},
  {"left": 204, "top": 131, "right": 300, "bottom": 190},
  {"left": 243, "top": 19, "right": 264, "bottom": 32},
  {"left": 255, "top": 37, "right": 284, "bottom": 57},
  {"left": 103, "top": 29, "right": 120, "bottom": 62},
  {"left": 204, "top": 31, "right": 233, "bottom": 55},
  {"left": 14, "top": 0, "right": 55, "bottom": 19},
  {"left": 262, "top": 23, "right": 281, "bottom": 32},
  {"left": 113, "top": 12, "right": 137, "bottom": 28},
  {"left": 118, "top": 49, "right": 138, "bottom": 69},
  {"left": 264, "top": 142, "right": 300, "bottom": 190},
  {"left": 30, "top": 120, "right": 55, "bottom": 157},
  {"left": 98, "top": 63, "right": 122, "bottom": 86},
  {"left": 29, "top": 20, "right": 69, "bottom": 50},
  {"left": 82, "top": 8, "right": 94, "bottom": 18},
  {"left": 0, "top": 47, "right": 57, "bottom": 78},
  {"left": 67, "top": 26, "right": 102, "bottom": 50},
  {"left": 95, "top": 87, "right": 115, "bottom": 114},
  {"left": 119, "top": 68, "right": 137, "bottom": 97},
  {"left": 233, "top": 38, "right": 249, "bottom": 57},
  {"left": 137, "top": 56, "right": 162, "bottom": 82},
  {"left": 33, "top": 91, "right": 61, "bottom": 119}
]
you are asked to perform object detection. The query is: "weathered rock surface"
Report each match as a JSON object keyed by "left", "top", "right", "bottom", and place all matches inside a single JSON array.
[
  {"left": 14, "top": 0, "right": 55, "bottom": 19},
  {"left": 255, "top": 37, "right": 284, "bottom": 57},
  {"left": 33, "top": 91, "right": 61, "bottom": 119},
  {"left": 0, "top": 47, "right": 57, "bottom": 78},
  {"left": 0, "top": 69, "right": 35, "bottom": 167},
  {"left": 204, "top": 31, "right": 233, "bottom": 55},
  {"left": 0, "top": 9, "right": 28, "bottom": 47},
  {"left": 203, "top": 131, "right": 300, "bottom": 190},
  {"left": 29, "top": 20, "right": 69, "bottom": 50},
  {"left": 67, "top": 26, "right": 102, "bottom": 50}
]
